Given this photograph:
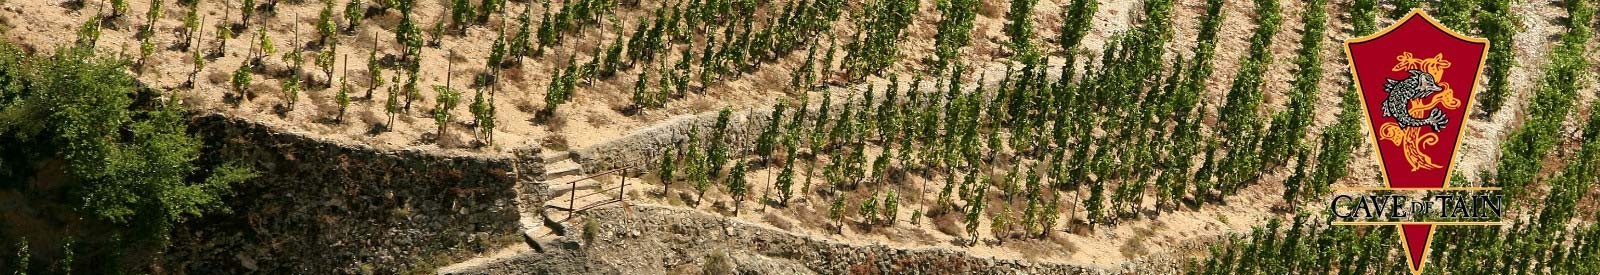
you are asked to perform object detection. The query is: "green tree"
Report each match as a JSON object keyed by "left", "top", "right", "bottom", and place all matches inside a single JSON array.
[
  {"left": 511, "top": 6, "right": 533, "bottom": 63},
  {"left": 658, "top": 148, "right": 677, "bottom": 188},
  {"left": 280, "top": 70, "right": 301, "bottom": 110},
  {"left": 1349, "top": 0, "right": 1378, "bottom": 35},
  {"left": 256, "top": 28, "right": 276, "bottom": 64},
  {"left": 488, "top": 28, "right": 509, "bottom": 72},
  {"left": 78, "top": 16, "right": 103, "bottom": 49},
  {"left": 841, "top": 0, "right": 918, "bottom": 80},
  {"left": 543, "top": 63, "right": 571, "bottom": 114},
  {"left": 183, "top": 5, "right": 201, "bottom": 49},
  {"left": 684, "top": 125, "right": 709, "bottom": 204},
  {"left": 1497, "top": 0, "right": 1592, "bottom": 199},
  {"left": 469, "top": 89, "right": 490, "bottom": 143},
  {"left": 137, "top": 35, "right": 155, "bottom": 72},
  {"left": 12, "top": 239, "right": 28, "bottom": 275},
  {"left": 0, "top": 46, "right": 259, "bottom": 265},
  {"left": 190, "top": 32, "right": 206, "bottom": 86},
  {"left": 385, "top": 74, "right": 401, "bottom": 127},
  {"left": 1263, "top": 0, "right": 1325, "bottom": 165},
  {"left": 1280, "top": 147, "right": 1310, "bottom": 208},
  {"left": 1391, "top": 0, "right": 1420, "bottom": 19},
  {"left": 535, "top": 1, "right": 556, "bottom": 55},
  {"left": 316, "top": 41, "right": 339, "bottom": 88},
  {"left": 213, "top": 17, "right": 231, "bottom": 55},
  {"left": 631, "top": 69, "right": 652, "bottom": 108}
]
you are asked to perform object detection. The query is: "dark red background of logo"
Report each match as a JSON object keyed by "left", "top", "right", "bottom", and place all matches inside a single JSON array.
[{"left": 1348, "top": 16, "right": 1486, "bottom": 189}]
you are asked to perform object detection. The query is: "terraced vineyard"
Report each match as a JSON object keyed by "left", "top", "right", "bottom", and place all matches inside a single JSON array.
[{"left": 0, "top": 0, "right": 1594, "bottom": 273}]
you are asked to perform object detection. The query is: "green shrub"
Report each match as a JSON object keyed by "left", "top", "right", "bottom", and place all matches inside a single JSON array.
[{"left": 0, "top": 45, "right": 258, "bottom": 270}]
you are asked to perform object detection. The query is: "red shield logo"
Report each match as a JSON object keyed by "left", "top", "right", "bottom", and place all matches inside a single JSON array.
[{"left": 1344, "top": 10, "right": 1488, "bottom": 274}]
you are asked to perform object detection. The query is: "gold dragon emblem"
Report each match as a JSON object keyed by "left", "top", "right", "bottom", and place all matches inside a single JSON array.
[{"left": 1378, "top": 52, "right": 1462, "bottom": 171}]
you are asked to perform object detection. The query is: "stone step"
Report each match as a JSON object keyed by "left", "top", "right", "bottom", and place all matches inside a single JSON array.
[
  {"left": 522, "top": 226, "right": 559, "bottom": 253},
  {"left": 541, "top": 151, "right": 573, "bottom": 164},
  {"left": 545, "top": 188, "right": 618, "bottom": 212},
  {"left": 542, "top": 159, "right": 584, "bottom": 180},
  {"left": 522, "top": 210, "right": 570, "bottom": 253},
  {"left": 436, "top": 243, "right": 531, "bottom": 274},
  {"left": 545, "top": 179, "right": 602, "bottom": 198}
]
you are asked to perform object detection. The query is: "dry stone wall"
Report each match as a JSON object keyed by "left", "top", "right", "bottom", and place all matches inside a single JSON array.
[
  {"left": 444, "top": 205, "right": 1117, "bottom": 274},
  {"left": 163, "top": 114, "right": 543, "bottom": 274},
  {"left": 574, "top": 108, "right": 773, "bottom": 174}
]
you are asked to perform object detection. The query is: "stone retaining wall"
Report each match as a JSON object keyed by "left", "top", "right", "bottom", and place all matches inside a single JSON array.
[
  {"left": 573, "top": 108, "right": 774, "bottom": 174},
  {"left": 443, "top": 205, "right": 1130, "bottom": 274},
  {"left": 163, "top": 114, "right": 543, "bottom": 274}
]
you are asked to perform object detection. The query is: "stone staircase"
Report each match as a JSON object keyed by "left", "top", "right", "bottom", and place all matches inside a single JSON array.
[
  {"left": 521, "top": 151, "right": 623, "bottom": 252},
  {"left": 441, "top": 151, "right": 638, "bottom": 274}
]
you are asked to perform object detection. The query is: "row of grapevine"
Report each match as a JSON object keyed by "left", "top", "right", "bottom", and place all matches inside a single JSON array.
[
  {"left": 1496, "top": 0, "right": 1593, "bottom": 199},
  {"left": 1194, "top": 110, "right": 1600, "bottom": 273},
  {"left": 931, "top": 0, "right": 978, "bottom": 73},
  {"left": 841, "top": 0, "right": 917, "bottom": 81},
  {"left": 1272, "top": 0, "right": 1328, "bottom": 207},
  {"left": 1205, "top": 0, "right": 1283, "bottom": 203},
  {"left": 1194, "top": 1, "right": 1598, "bottom": 272},
  {"left": 642, "top": 0, "right": 1348, "bottom": 244},
  {"left": 1477, "top": 0, "right": 1518, "bottom": 116},
  {"left": 1178, "top": 0, "right": 1226, "bottom": 209}
]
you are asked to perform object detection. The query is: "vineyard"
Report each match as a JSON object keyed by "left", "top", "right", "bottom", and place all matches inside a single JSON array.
[{"left": 0, "top": 0, "right": 1596, "bottom": 273}]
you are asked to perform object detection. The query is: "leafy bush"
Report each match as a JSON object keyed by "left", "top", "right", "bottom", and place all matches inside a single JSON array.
[{"left": 0, "top": 44, "right": 257, "bottom": 271}]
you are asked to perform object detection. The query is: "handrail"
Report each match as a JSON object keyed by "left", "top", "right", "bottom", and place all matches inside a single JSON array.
[{"left": 556, "top": 163, "right": 643, "bottom": 218}]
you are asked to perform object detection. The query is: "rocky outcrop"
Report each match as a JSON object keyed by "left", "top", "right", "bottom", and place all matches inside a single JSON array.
[
  {"left": 442, "top": 205, "right": 1116, "bottom": 274},
  {"left": 163, "top": 114, "right": 542, "bottom": 274}
]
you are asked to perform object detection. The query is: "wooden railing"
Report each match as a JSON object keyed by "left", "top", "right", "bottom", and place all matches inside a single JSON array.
[{"left": 548, "top": 164, "right": 641, "bottom": 222}]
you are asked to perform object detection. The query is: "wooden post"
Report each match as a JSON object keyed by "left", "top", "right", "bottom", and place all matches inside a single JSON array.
[{"left": 570, "top": 178, "right": 577, "bottom": 216}]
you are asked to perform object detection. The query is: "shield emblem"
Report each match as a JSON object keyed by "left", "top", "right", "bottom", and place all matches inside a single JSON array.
[{"left": 1344, "top": 9, "right": 1488, "bottom": 274}]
